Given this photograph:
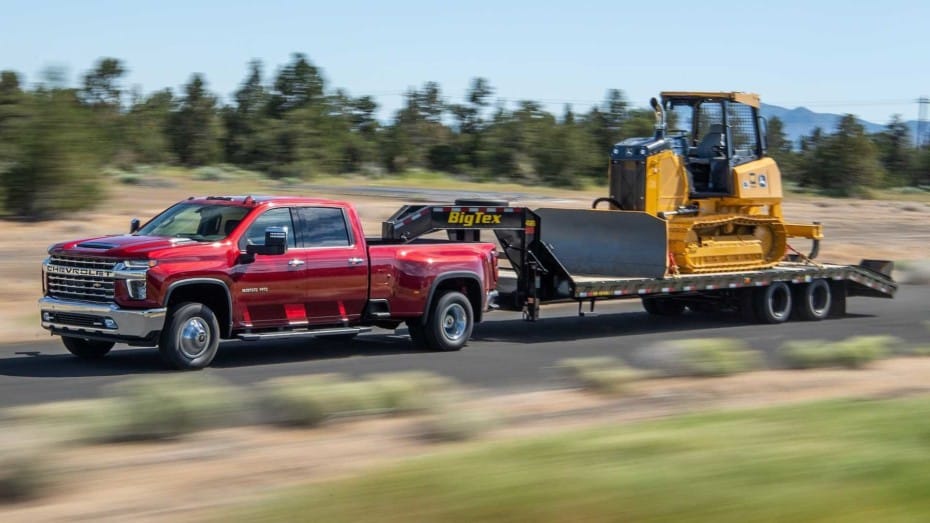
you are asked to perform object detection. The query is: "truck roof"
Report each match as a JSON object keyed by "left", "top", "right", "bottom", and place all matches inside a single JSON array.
[{"left": 184, "top": 195, "right": 353, "bottom": 207}]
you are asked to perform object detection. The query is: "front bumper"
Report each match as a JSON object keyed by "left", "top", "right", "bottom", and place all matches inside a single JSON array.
[{"left": 39, "top": 297, "right": 167, "bottom": 342}]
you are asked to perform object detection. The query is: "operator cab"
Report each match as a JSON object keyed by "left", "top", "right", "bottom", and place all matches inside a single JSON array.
[{"left": 661, "top": 92, "right": 766, "bottom": 198}]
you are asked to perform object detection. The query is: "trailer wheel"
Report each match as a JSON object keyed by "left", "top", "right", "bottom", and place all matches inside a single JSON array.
[
  {"left": 793, "top": 279, "right": 832, "bottom": 321},
  {"left": 642, "top": 297, "right": 685, "bottom": 316},
  {"left": 62, "top": 337, "right": 114, "bottom": 359},
  {"left": 753, "top": 282, "right": 792, "bottom": 324},
  {"left": 422, "top": 291, "right": 473, "bottom": 352},
  {"left": 158, "top": 302, "right": 220, "bottom": 370}
]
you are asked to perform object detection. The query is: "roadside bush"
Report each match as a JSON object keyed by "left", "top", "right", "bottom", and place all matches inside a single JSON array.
[
  {"left": 418, "top": 397, "right": 497, "bottom": 443},
  {"left": 259, "top": 372, "right": 458, "bottom": 426},
  {"left": 779, "top": 336, "right": 900, "bottom": 369},
  {"left": 556, "top": 357, "right": 644, "bottom": 395},
  {"left": 258, "top": 374, "right": 386, "bottom": 427},
  {"left": 0, "top": 451, "right": 48, "bottom": 503},
  {"left": 631, "top": 338, "right": 760, "bottom": 377},
  {"left": 193, "top": 165, "right": 229, "bottom": 181},
  {"left": 91, "top": 376, "right": 246, "bottom": 441},
  {"left": 365, "top": 372, "right": 455, "bottom": 413},
  {"left": 894, "top": 261, "right": 930, "bottom": 285}
]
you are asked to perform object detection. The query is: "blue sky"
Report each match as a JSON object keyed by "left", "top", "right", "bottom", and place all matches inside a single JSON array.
[{"left": 2, "top": 0, "right": 928, "bottom": 123}]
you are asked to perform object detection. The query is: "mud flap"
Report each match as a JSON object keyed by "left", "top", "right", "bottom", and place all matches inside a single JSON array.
[{"left": 533, "top": 208, "right": 668, "bottom": 278}]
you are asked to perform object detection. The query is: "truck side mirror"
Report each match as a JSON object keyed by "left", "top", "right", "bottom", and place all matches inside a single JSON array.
[
  {"left": 130, "top": 218, "right": 141, "bottom": 234},
  {"left": 246, "top": 226, "right": 289, "bottom": 256}
]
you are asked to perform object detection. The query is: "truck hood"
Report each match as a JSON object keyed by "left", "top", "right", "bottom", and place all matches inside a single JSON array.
[{"left": 49, "top": 235, "right": 206, "bottom": 258}]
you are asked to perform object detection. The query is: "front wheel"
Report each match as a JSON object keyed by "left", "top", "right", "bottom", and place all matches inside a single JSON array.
[
  {"left": 158, "top": 302, "right": 220, "bottom": 370},
  {"left": 62, "top": 337, "right": 114, "bottom": 359},
  {"left": 421, "top": 291, "right": 474, "bottom": 352}
]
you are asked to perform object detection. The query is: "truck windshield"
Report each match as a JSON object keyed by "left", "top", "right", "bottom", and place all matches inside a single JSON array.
[{"left": 135, "top": 203, "right": 250, "bottom": 242}]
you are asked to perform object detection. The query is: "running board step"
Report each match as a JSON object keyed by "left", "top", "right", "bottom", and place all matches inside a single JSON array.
[{"left": 238, "top": 327, "right": 372, "bottom": 342}]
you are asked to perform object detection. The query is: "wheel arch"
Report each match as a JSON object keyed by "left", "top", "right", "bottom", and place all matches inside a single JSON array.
[
  {"left": 165, "top": 279, "right": 233, "bottom": 338},
  {"left": 423, "top": 271, "right": 484, "bottom": 324}
]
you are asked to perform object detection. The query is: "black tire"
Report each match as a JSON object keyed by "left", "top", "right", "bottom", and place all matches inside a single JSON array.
[
  {"left": 406, "top": 319, "right": 427, "bottom": 349},
  {"left": 642, "top": 297, "right": 685, "bottom": 316},
  {"left": 421, "top": 291, "right": 473, "bottom": 352},
  {"left": 793, "top": 279, "right": 832, "bottom": 321},
  {"left": 738, "top": 289, "right": 758, "bottom": 322},
  {"left": 61, "top": 337, "right": 114, "bottom": 359},
  {"left": 158, "top": 302, "right": 220, "bottom": 370},
  {"left": 753, "top": 282, "right": 792, "bottom": 324}
]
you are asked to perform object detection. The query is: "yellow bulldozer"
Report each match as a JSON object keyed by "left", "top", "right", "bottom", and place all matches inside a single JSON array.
[{"left": 592, "top": 91, "right": 822, "bottom": 274}]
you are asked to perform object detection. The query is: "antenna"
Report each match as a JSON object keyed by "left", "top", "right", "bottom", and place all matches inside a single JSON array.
[{"left": 918, "top": 96, "right": 930, "bottom": 147}]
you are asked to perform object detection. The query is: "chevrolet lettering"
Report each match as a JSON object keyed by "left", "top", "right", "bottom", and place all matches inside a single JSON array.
[{"left": 45, "top": 265, "right": 115, "bottom": 278}]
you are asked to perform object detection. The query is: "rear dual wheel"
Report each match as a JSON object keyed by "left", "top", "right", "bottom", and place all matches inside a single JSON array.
[{"left": 409, "top": 291, "right": 473, "bottom": 352}]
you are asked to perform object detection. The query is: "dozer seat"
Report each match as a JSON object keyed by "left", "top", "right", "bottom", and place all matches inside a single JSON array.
[
  {"left": 689, "top": 124, "right": 725, "bottom": 164},
  {"left": 688, "top": 124, "right": 730, "bottom": 195}
]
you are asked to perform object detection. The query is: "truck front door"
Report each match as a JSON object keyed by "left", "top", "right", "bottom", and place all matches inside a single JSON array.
[
  {"left": 295, "top": 206, "right": 369, "bottom": 325},
  {"left": 231, "top": 207, "right": 306, "bottom": 328}
]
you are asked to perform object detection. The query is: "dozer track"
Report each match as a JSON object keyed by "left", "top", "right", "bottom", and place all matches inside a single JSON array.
[{"left": 667, "top": 215, "right": 788, "bottom": 274}]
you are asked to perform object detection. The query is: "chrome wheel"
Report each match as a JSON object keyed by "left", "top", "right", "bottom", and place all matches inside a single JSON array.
[
  {"left": 441, "top": 303, "right": 468, "bottom": 342},
  {"left": 179, "top": 317, "right": 210, "bottom": 359}
]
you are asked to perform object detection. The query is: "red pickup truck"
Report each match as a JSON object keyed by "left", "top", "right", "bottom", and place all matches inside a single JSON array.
[{"left": 39, "top": 196, "right": 499, "bottom": 369}]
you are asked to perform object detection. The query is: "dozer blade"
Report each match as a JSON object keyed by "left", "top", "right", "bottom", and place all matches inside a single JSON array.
[{"left": 533, "top": 208, "right": 668, "bottom": 278}]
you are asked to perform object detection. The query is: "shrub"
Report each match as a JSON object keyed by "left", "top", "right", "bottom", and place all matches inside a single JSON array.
[
  {"left": 365, "top": 372, "right": 455, "bottom": 413},
  {"left": 556, "top": 357, "right": 644, "bottom": 395},
  {"left": 779, "top": 336, "right": 899, "bottom": 369},
  {"left": 418, "top": 398, "right": 497, "bottom": 443},
  {"left": 0, "top": 452, "right": 47, "bottom": 503},
  {"left": 258, "top": 374, "right": 390, "bottom": 427},
  {"left": 631, "top": 338, "right": 760, "bottom": 377},
  {"left": 91, "top": 375, "right": 246, "bottom": 441},
  {"left": 193, "top": 165, "right": 229, "bottom": 181}
]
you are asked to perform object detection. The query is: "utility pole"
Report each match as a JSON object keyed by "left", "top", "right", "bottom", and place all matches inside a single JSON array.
[{"left": 918, "top": 96, "right": 930, "bottom": 147}]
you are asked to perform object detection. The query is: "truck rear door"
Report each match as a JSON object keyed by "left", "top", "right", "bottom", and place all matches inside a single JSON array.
[{"left": 294, "top": 206, "right": 368, "bottom": 324}]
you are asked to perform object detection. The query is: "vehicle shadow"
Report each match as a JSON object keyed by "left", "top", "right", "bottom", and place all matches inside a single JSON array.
[
  {"left": 0, "top": 335, "right": 422, "bottom": 378},
  {"left": 0, "top": 310, "right": 874, "bottom": 378}
]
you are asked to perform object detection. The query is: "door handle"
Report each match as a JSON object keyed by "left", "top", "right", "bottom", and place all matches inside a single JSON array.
[
  {"left": 288, "top": 259, "right": 305, "bottom": 267},
  {"left": 348, "top": 257, "right": 364, "bottom": 266}
]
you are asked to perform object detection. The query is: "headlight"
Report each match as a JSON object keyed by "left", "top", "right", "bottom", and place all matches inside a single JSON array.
[{"left": 122, "top": 259, "right": 157, "bottom": 269}]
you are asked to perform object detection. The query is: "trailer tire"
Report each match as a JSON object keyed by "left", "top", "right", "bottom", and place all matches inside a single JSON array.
[
  {"left": 793, "top": 279, "right": 831, "bottom": 321},
  {"left": 422, "top": 291, "right": 473, "bottom": 352},
  {"left": 62, "top": 337, "right": 114, "bottom": 359},
  {"left": 158, "top": 302, "right": 220, "bottom": 370},
  {"left": 642, "top": 297, "right": 685, "bottom": 316},
  {"left": 753, "top": 282, "right": 792, "bottom": 324}
]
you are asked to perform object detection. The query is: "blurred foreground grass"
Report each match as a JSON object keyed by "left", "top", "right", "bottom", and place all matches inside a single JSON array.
[{"left": 235, "top": 395, "right": 930, "bottom": 523}]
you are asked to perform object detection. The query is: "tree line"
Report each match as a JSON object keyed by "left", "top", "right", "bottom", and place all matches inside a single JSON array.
[{"left": 1, "top": 54, "right": 928, "bottom": 217}]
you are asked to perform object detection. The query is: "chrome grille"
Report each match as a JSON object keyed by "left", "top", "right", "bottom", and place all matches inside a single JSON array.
[{"left": 46, "top": 255, "right": 118, "bottom": 302}]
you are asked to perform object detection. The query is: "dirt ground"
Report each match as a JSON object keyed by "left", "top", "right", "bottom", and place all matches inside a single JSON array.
[
  {"left": 4, "top": 179, "right": 929, "bottom": 344},
  {"left": 4, "top": 357, "right": 930, "bottom": 522}
]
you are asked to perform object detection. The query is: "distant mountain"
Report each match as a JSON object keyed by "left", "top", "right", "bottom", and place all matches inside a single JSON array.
[{"left": 759, "top": 103, "right": 918, "bottom": 146}]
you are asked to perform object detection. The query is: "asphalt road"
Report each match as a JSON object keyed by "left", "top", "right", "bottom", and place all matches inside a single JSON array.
[{"left": 1, "top": 285, "right": 926, "bottom": 409}]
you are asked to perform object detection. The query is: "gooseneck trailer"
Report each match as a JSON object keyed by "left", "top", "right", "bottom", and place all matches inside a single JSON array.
[{"left": 383, "top": 201, "right": 896, "bottom": 324}]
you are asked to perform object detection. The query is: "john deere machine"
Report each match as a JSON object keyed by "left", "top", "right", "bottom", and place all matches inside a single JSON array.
[{"left": 594, "top": 91, "right": 822, "bottom": 274}]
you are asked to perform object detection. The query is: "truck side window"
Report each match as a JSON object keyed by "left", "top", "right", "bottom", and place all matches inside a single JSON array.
[
  {"left": 239, "top": 207, "right": 297, "bottom": 249},
  {"left": 296, "top": 207, "right": 352, "bottom": 247}
]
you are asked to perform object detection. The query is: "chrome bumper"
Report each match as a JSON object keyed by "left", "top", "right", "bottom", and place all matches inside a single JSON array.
[{"left": 38, "top": 297, "right": 167, "bottom": 339}]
